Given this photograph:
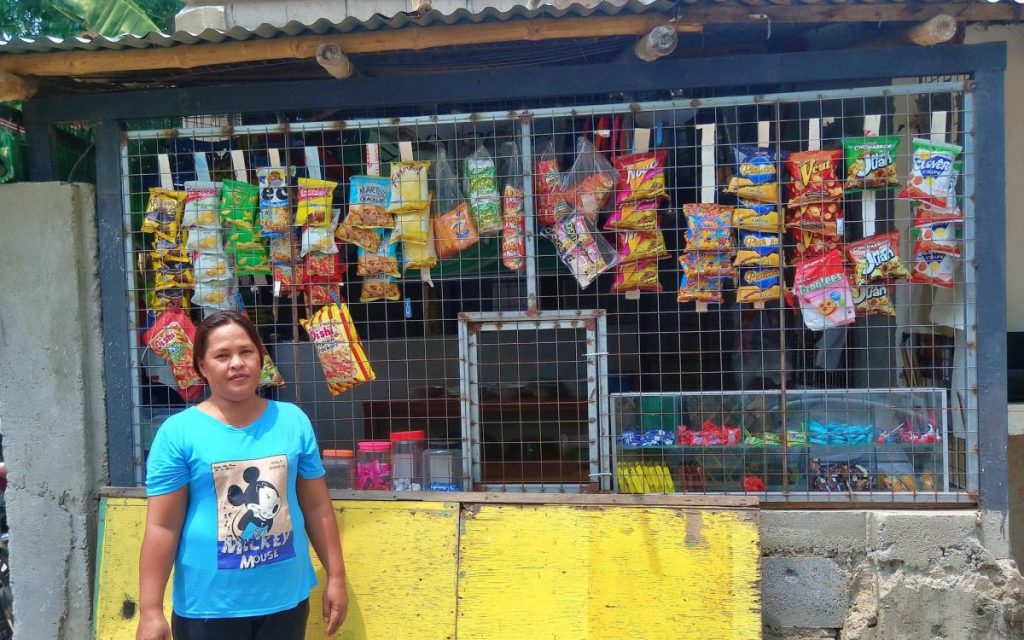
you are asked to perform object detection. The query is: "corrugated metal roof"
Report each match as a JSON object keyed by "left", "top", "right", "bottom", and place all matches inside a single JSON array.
[{"left": 0, "top": 1, "right": 680, "bottom": 55}]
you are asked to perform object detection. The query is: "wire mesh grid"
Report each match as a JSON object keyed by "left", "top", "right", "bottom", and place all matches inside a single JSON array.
[{"left": 123, "top": 79, "right": 977, "bottom": 503}]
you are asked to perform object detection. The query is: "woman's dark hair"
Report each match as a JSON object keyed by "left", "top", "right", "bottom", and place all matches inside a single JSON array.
[{"left": 192, "top": 311, "right": 265, "bottom": 382}]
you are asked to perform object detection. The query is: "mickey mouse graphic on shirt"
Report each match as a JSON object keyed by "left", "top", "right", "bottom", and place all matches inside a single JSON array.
[
  {"left": 228, "top": 466, "right": 281, "bottom": 542},
  {"left": 213, "top": 455, "right": 296, "bottom": 569}
]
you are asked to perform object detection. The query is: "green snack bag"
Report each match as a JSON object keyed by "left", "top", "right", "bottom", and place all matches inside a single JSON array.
[
  {"left": 843, "top": 136, "right": 900, "bottom": 192},
  {"left": 464, "top": 144, "right": 502, "bottom": 235}
]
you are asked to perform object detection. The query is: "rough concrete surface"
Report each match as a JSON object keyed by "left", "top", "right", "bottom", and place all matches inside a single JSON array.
[
  {"left": 0, "top": 183, "right": 106, "bottom": 640},
  {"left": 763, "top": 557, "right": 848, "bottom": 628},
  {"left": 764, "top": 510, "right": 1024, "bottom": 640}
]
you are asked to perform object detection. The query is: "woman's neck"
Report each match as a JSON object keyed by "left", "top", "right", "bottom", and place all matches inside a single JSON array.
[{"left": 199, "top": 395, "right": 268, "bottom": 428}]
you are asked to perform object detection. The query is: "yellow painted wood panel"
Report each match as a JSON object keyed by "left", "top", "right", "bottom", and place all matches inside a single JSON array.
[
  {"left": 94, "top": 498, "right": 458, "bottom": 640},
  {"left": 456, "top": 505, "right": 761, "bottom": 640}
]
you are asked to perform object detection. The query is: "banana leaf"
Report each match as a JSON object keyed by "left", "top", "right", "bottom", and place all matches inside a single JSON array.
[{"left": 54, "top": 0, "right": 159, "bottom": 37}]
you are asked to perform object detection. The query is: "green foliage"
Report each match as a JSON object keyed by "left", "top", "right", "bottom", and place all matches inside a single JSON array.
[{"left": 1, "top": 0, "right": 183, "bottom": 39}]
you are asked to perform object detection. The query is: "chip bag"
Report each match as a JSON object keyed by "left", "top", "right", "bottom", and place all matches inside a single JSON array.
[
  {"left": 294, "top": 177, "right": 337, "bottom": 227},
  {"left": 786, "top": 201, "right": 844, "bottom": 236},
  {"left": 677, "top": 263, "right": 725, "bottom": 304},
  {"left": 725, "top": 145, "right": 779, "bottom": 204},
  {"left": 304, "top": 248, "right": 345, "bottom": 281},
  {"left": 345, "top": 175, "right": 393, "bottom": 229},
  {"left": 500, "top": 140, "right": 527, "bottom": 273},
  {"left": 357, "top": 231, "right": 400, "bottom": 278},
  {"left": 461, "top": 144, "right": 501, "bottom": 235},
  {"left": 792, "top": 249, "right": 856, "bottom": 330},
  {"left": 736, "top": 268, "right": 782, "bottom": 303},
  {"left": 734, "top": 230, "right": 781, "bottom": 267},
  {"left": 301, "top": 302, "right": 375, "bottom": 396},
  {"left": 912, "top": 202, "right": 963, "bottom": 225},
  {"left": 185, "top": 226, "right": 225, "bottom": 254},
  {"left": 613, "top": 150, "right": 668, "bottom": 205},
  {"left": 218, "top": 179, "right": 259, "bottom": 227},
  {"left": 851, "top": 282, "right": 896, "bottom": 317},
  {"left": 790, "top": 227, "right": 842, "bottom": 262},
  {"left": 193, "top": 252, "right": 232, "bottom": 282},
  {"left": 733, "top": 204, "right": 780, "bottom": 231},
  {"left": 544, "top": 212, "right": 617, "bottom": 289},
  {"left": 260, "top": 354, "right": 286, "bottom": 388},
  {"left": 403, "top": 222, "right": 438, "bottom": 272},
  {"left": 257, "top": 168, "right": 292, "bottom": 234},
  {"left": 911, "top": 220, "right": 961, "bottom": 256},
  {"left": 679, "top": 252, "right": 737, "bottom": 280},
  {"left": 360, "top": 277, "right": 402, "bottom": 302},
  {"left": 846, "top": 231, "right": 909, "bottom": 285},
  {"left": 911, "top": 249, "right": 956, "bottom": 288},
  {"left": 534, "top": 139, "right": 567, "bottom": 226},
  {"left": 182, "top": 181, "right": 222, "bottom": 229},
  {"left": 233, "top": 249, "right": 271, "bottom": 277},
  {"left": 617, "top": 229, "right": 669, "bottom": 264},
  {"left": 142, "top": 188, "right": 187, "bottom": 236},
  {"left": 388, "top": 161, "right": 431, "bottom": 215},
  {"left": 561, "top": 136, "right": 617, "bottom": 223},
  {"left": 898, "top": 138, "right": 962, "bottom": 211},
  {"left": 336, "top": 222, "right": 382, "bottom": 252},
  {"left": 268, "top": 231, "right": 298, "bottom": 265},
  {"left": 611, "top": 260, "right": 662, "bottom": 293},
  {"left": 301, "top": 224, "right": 340, "bottom": 256},
  {"left": 432, "top": 145, "right": 479, "bottom": 259},
  {"left": 683, "top": 203, "right": 734, "bottom": 252},
  {"left": 785, "top": 149, "right": 844, "bottom": 206},
  {"left": 307, "top": 283, "right": 343, "bottom": 307},
  {"left": 390, "top": 202, "right": 431, "bottom": 247},
  {"left": 143, "top": 307, "right": 204, "bottom": 401},
  {"left": 605, "top": 198, "right": 661, "bottom": 232},
  {"left": 843, "top": 136, "right": 900, "bottom": 191}
]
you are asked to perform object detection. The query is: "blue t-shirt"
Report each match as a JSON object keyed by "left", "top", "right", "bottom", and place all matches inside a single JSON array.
[{"left": 146, "top": 400, "right": 326, "bottom": 618}]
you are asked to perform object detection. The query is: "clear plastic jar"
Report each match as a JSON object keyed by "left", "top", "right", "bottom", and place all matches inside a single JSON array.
[
  {"left": 356, "top": 441, "right": 392, "bottom": 490},
  {"left": 423, "top": 444, "right": 463, "bottom": 492},
  {"left": 322, "top": 449, "right": 354, "bottom": 490},
  {"left": 390, "top": 430, "right": 426, "bottom": 491}
]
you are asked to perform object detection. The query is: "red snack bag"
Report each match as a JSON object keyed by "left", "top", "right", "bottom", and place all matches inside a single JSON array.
[
  {"left": 786, "top": 201, "right": 844, "bottom": 236},
  {"left": 500, "top": 141, "right": 526, "bottom": 272},
  {"left": 911, "top": 249, "right": 957, "bottom": 288},
  {"left": 912, "top": 202, "right": 963, "bottom": 225},
  {"left": 790, "top": 228, "right": 842, "bottom": 262},
  {"left": 846, "top": 231, "right": 910, "bottom": 285},
  {"left": 785, "top": 150, "right": 844, "bottom": 206},
  {"left": 611, "top": 260, "right": 662, "bottom": 294},
  {"left": 534, "top": 139, "right": 566, "bottom": 227},
  {"left": 143, "top": 307, "right": 204, "bottom": 401},
  {"left": 613, "top": 150, "right": 668, "bottom": 205},
  {"left": 911, "top": 220, "right": 960, "bottom": 256}
]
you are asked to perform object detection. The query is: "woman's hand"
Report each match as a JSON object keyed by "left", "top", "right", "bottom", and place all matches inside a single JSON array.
[
  {"left": 135, "top": 609, "right": 171, "bottom": 640},
  {"left": 323, "top": 574, "right": 349, "bottom": 635}
]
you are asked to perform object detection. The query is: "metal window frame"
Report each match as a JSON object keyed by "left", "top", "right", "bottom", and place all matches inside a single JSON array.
[
  {"left": 458, "top": 310, "right": 610, "bottom": 492},
  {"left": 22, "top": 42, "right": 1006, "bottom": 508}
]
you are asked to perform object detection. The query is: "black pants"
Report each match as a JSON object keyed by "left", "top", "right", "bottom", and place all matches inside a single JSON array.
[{"left": 171, "top": 599, "right": 309, "bottom": 640}]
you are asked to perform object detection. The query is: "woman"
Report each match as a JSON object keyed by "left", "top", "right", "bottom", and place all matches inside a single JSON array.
[{"left": 137, "top": 311, "right": 348, "bottom": 640}]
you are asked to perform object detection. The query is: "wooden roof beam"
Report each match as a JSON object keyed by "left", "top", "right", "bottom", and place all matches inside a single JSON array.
[{"left": 0, "top": 15, "right": 701, "bottom": 78}]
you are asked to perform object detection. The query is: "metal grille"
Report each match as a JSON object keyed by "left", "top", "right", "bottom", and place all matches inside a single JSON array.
[{"left": 123, "top": 79, "right": 978, "bottom": 503}]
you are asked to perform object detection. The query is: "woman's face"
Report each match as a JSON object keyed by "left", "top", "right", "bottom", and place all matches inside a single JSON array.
[{"left": 197, "top": 322, "right": 261, "bottom": 403}]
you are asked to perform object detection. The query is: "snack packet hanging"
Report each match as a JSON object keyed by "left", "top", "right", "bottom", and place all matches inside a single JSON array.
[
  {"left": 463, "top": 144, "right": 502, "bottom": 235},
  {"left": 142, "top": 188, "right": 187, "bottom": 235},
  {"left": 790, "top": 227, "right": 842, "bottom": 262},
  {"left": 544, "top": 213, "right": 618, "bottom": 289},
  {"left": 851, "top": 282, "right": 896, "bottom": 317},
  {"left": 561, "top": 137, "right": 617, "bottom": 223},
  {"left": 301, "top": 224, "right": 340, "bottom": 256},
  {"left": 843, "top": 136, "right": 900, "bottom": 191},
  {"left": 912, "top": 202, "right": 963, "bottom": 225},
  {"left": 617, "top": 229, "right": 669, "bottom": 264},
  {"left": 307, "top": 283, "right": 343, "bottom": 307},
  {"left": 725, "top": 145, "right": 779, "bottom": 204},
  {"left": 143, "top": 307, "right": 204, "bottom": 401},
  {"left": 182, "top": 181, "right": 222, "bottom": 229},
  {"left": 269, "top": 232, "right": 298, "bottom": 265},
  {"left": 193, "top": 252, "right": 232, "bottom": 282},
  {"left": 786, "top": 201, "right": 844, "bottom": 236},
  {"left": 679, "top": 252, "right": 738, "bottom": 280},
  {"left": 612, "top": 260, "right": 662, "bottom": 293},
  {"left": 605, "top": 198, "right": 661, "bottom": 232},
  {"left": 185, "top": 226, "right": 225, "bottom": 254},
  {"left": 792, "top": 249, "right": 856, "bottom": 330},
  {"left": 898, "top": 138, "right": 962, "bottom": 210},
  {"left": 734, "top": 230, "right": 781, "bottom": 267},
  {"left": 613, "top": 150, "right": 668, "bottom": 205},
  {"left": 388, "top": 161, "right": 431, "bottom": 214},
  {"left": 390, "top": 202, "right": 431, "bottom": 246},
  {"left": 219, "top": 179, "right": 259, "bottom": 226},
  {"left": 785, "top": 149, "right": 844, "bottom": 205},
  {"left": 294, "top": 177, "right": 337, "bottom": 227},
  {"left": 336, "top": 222, "right": 382, "bottom": 252},
  {"left": 260, "top": 354, "right": 286, "bottom": 388},
  {"left": 911, "top": 249, "right": 957, "bottom": 288},
  {"left": 301, "top": 302, "right": 376, "bottom": 396},
  {"left": 153, "top": 267, "right": 195, "bottom": 292},
  {"left": 911, "top": 220, "right": 961, "bottom": 256},
  {"left": 273, "top": 265, "right": 304, "bottom": 294},
  {"left": 500, "top": 140, "right": 527, "bottom": 272},
  {"left": 683, "top": 203, "right": 734, "bottom": 252},
  {"left": 304, "top": 248, "right": 344, "bottom": 281},
  {"left": 403, "top": 221, "right": 438, "bottom": 272},
  {"left": 677, "top": 265, "right": 725, "bottom": 304},
  {"left": 233, "top": 249, "right": 271, "bottom": 277},
  {"left": 534, "top": 139, "right": 567, "bottom": 226},
  {"left": 191, "top": 281, "right": 237, "bottom": 310},
  {"left": 360, "top": 277, "right": 401, "bottom": 302},
  {"left": 257, "top": 168, "right": 292, "bottom": 234},
  {"left": 846, "top": 231, "right": 910, "bottom": 285},
  {"left": 345, "top": 176, "right": 393, "bottom": 229},
  {"left": 434, "top": 201, "right": 479, "bottom": 259},
  {"left": 357, "top": 231, "right": 400, "bottom": 278},
  {"left": 733, "top": 204, "right": 780, "bottom": 231},
  {"left": 736, "top": 268, "right": 782, "bottom": 303}
]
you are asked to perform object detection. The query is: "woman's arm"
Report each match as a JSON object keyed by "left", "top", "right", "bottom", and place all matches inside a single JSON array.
[
  {"left": 298, "top": 476, "right": 348, "bottom": 636},
  {"left": 136, "top": 487, "right": 188, "bottom": 640}
]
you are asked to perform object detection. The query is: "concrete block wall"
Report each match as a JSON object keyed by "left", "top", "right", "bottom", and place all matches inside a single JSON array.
[
  {"left": 761, "top": 511, "right": 1024, "bottom": 640},
  {"left": 0, "top": 183, "right": 106, "bottom": 640}
]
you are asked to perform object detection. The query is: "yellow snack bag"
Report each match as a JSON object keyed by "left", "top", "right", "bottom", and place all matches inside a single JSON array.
[
  {"left": 387, "top": 161, "right": 431, "bottom": 213},
  {"left": 301, "top": 303, "right": 376, "bottom": 395},
  {"left": 294, "top": 177, "right": 337, "bottom": 227}
]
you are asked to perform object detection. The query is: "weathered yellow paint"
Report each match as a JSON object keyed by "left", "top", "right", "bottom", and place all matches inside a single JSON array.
[
  {"left": 95, "top": 497, "right": 759, "bottom": 640},
  {"left": 457, "top": 505, "right": 761, "bottom": 640}
]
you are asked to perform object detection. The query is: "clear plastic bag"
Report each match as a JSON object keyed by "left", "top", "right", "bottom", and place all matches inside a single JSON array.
[
  {"left": 464, "top": 143, "right": 502, "bottom": 235},
  {"left": 560, "top": 136, "right": 617, "bottom": 223},
  {"left": 499, "top": 140, "right": 526, "bottom": 272}
]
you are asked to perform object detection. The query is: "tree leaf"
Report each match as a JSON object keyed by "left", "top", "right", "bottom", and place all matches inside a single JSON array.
[{"left": 53, "top": 0, "right": 160, "bottom": 37}]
